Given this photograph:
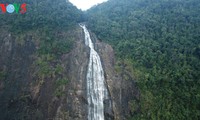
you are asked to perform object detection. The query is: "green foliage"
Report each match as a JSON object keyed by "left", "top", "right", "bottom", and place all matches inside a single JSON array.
[
  {"left": 54, "top": 88, "right": 64, "bottom": 97},
  {"left": 35, "top": 55, "right": 54, "bottom": 77},
  {"left": 34, "top": 28, "right": 74, "bottom": 80},
  {"left": 0, "top": 0, "right": 83, "bottom": 32},
  {"left": 54, "top": 78, "right": 68, "bottom": 97},
  {"left": 55, "top": 78, "right": 68, "bottom": 87},
  {"left": 0, "top": 71, "right": 6, "bottom": 80},
  {"left": 55, "top": 64, "right": 64, "bottom": 75},
  {"left": 129, "top": 100, "right": 139, "bottom": 113},
  {"left": 87, "top": 0, "right": 200, "bottom": 119},
  {"left": 37, "top": 29, "right": 74, "bottom": 57}
]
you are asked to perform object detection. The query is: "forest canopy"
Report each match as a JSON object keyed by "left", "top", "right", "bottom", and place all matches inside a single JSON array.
[
  {"left": 86, "top": 0, "right": 200, "bottom": 119},
  {"left": 0, "top": 0, "right": 83, "bottom": 31}
]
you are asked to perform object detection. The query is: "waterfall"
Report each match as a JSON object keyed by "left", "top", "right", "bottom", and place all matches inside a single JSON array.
[{"left": 80, "top": 24, "right": 108, "bottom": 120}]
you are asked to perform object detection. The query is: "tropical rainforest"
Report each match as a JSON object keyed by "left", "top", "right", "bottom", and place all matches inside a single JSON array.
[
  {"left": 0, "top": 0, "right": 199, "bottom": 120},
  {"left": 87, "top": 0, "right": 200, "bottom": 119}
]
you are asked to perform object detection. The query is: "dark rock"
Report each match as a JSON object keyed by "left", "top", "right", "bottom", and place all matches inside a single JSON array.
[{"left": 92, "top": 32, "right": 140, "bottom": 120}]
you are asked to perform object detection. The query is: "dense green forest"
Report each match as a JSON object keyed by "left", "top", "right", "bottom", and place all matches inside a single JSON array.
[
  {"left": 86, "top": 0, "right": 200, "bottom": 119},
  {"left": 0, "top": 0, "right": 82, "bottom": 31}
]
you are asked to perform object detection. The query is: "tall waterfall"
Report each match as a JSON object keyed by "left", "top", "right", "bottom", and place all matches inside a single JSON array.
[{"left": 80, "top": 24, "right": 108, "bottom": 120}]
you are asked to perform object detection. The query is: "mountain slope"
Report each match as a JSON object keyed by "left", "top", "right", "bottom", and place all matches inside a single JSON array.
[
  {"left": 86, "top": 0, "right": 200, "bottom": 119},
  {"left": 0, "top": 0, "right": 82, "bottom": 31},
  {"left": 0, "top": 0, "right": 83, "bottom": 119}
]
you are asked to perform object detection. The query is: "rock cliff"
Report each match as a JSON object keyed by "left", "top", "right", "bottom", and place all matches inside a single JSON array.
[{"left": 0, "top": 26, "right": 139, "bottom": 120}]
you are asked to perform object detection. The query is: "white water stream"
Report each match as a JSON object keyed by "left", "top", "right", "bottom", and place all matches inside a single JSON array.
[{"left": 80, "top": 24, "right": 108, "bottom": 120}]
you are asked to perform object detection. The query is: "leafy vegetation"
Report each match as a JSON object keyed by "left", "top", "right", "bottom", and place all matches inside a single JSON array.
[
  {"left": 33, "top": 29, "right": 73, "bottom": 89},
  {"left": 54, "top": 78, "right": 68, "bottom": 97},
  {"left": 87, "top": 0, "right": 200, "bottom": 119},
  {"left": 0, "top": 0, "right": 83, "bottom": 32}
]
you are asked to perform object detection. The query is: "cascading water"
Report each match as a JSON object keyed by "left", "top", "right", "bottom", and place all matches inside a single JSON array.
[{"left": 80, "top": 24, "right": 108, "bottom": 120}]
